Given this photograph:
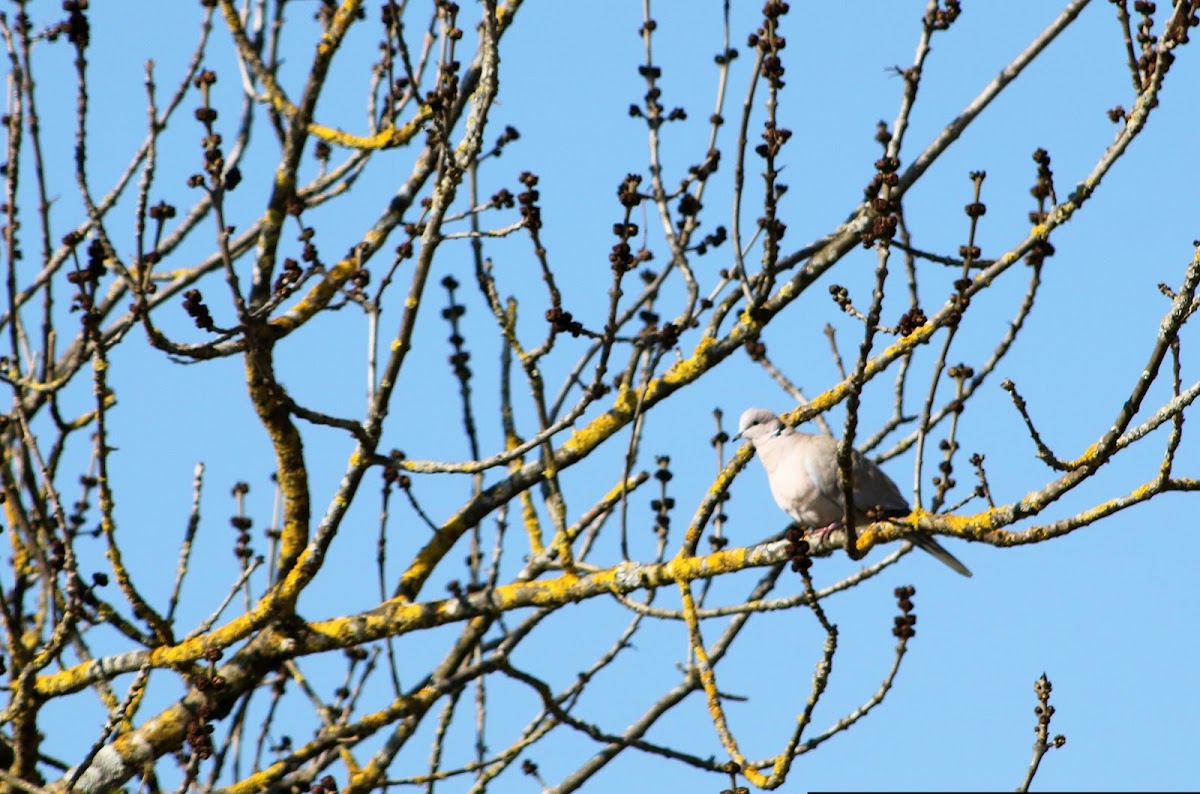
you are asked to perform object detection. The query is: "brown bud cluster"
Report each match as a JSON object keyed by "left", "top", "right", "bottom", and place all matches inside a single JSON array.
[
  {"left": 518, "top": 171, "right": 541, "bottom": 232},
  {"left": 273, "top": 257, "right": 303, "bottom": 297},
  {"left": 639, "top": 319, "right": 681, "bottom": 351},
  {"left": 757, "top": 215, "right": 786, "bottom": 242},
  {"left": 689, "top": 148, "right": 722, "bottom": 181},
  {"left": 756, "top": 122, "right": 792, "bottom": 159},
  {"left": 1030, "top": 148, "right": 1054, "bottom": 203},
  {"left": 148, "top": 201, "right": 177, "bottom": 222},
  {"left": 63, "top": 1, "right": 90, "bottom": 48},
  {"left": 183, "top": 289, "right": 215, "bottom": 332},
  {"left": 875, "top": 121, "right": 893, "bottom": 147},
  {"left": 490, "top": 188, "right": 514, "bottom": 209},
  {"left": 67, "top": 238, "right": 108, "bottom": 324},
  {"left": 651, "top": 457, "right": 674, "bottom": 542},
  {"left": 893, "top": 585, "right": 917, "bottom": 638},
  {"left": 545, "top": 307, "right": 583, "bottom": 337},
  {"left": 1026, "top": 238, "right": 1055, "bottom": 268},
  {"left": 610, "top": 241, "right": 635, "bottom": 273},
  {"left": 750, "top": 2, "right": 790, "bottom": 89},
  {"left": 861, "top": 157, "right": 900, "bottom": 246},
  {"left": 677, "top": 193, "right": 702, "bottom": 217},
  {"left": 896, "top": 307, "right": 926, "bottom": 337},
  {"left": 784, "top": 527, "right": 811, "bottom": 573},
  {"left": 926, "top": 0, "right": 961, "bottom": 31},
  {"left": 695, "top": 225, "right": 727, "bottom": 256},
  {"left": 186, "top": 714, "right": 215, "bottom": 760},
  {"left": 286, "top": 228, "right": 316, "bottom": 272},
  {"left": 311, "top": 775, "right": 340, "bottom": 794},
  {"left": 617, "top": 173, "right": 643, "bottom": 208},
  {"left": 489, "top": 125, "right": 520, "bottom": 157},
  {"left": 441, "top": 276, "right": 472, "bottom": 383},
  {"left": 947, "top": 364, "right": 975, "bottom": 380},
  {"left": 829, "top": 284, "right": 851, "bottom": 311}
]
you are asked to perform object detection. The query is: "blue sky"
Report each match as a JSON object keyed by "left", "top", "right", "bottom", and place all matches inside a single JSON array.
[{"left": 8, "top": 0, "right": 1200, "bottom": 791}]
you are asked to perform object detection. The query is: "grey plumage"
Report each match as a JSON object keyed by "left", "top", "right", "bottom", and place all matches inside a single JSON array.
[{"left": 736, "top": 407, "right": 971, "bottom": 577}]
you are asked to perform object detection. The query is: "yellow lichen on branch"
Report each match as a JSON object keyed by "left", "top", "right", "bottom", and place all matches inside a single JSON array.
[{"left": 219, "top": 0, "right": 431, "bottom": 151}]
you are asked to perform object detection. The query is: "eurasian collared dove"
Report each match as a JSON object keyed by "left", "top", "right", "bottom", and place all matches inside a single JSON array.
[{"left": 735, "top": 407, "right": 971, "bottom": 577}]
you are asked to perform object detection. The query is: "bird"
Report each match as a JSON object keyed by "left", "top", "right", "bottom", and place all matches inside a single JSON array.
[{"left": 735, "top": 407, "right": 971, "bottom": 577}]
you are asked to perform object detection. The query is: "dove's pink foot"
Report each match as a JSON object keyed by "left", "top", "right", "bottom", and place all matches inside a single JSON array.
[{"left": 806, "top": 521, "right": 841, "bottom": 545}]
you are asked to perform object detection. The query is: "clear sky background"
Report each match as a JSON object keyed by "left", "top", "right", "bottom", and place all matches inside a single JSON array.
[{"left": 8, "top": 0, "right": 1200, "bottom": 791}]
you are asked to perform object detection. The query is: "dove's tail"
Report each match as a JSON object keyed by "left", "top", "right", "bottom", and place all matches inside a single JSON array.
[{"left": 910, "top": 534, "right": 973, "bottom": 577}]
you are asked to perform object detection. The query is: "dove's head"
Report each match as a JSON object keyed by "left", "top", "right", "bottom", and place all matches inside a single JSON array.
[{"left": 734, "top": 408, "right": 786, "bottom": 445}]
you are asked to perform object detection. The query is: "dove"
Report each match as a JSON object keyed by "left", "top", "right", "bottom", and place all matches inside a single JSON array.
[{"left": 735, "top": 407, "right": 971, "bottom": 577}]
